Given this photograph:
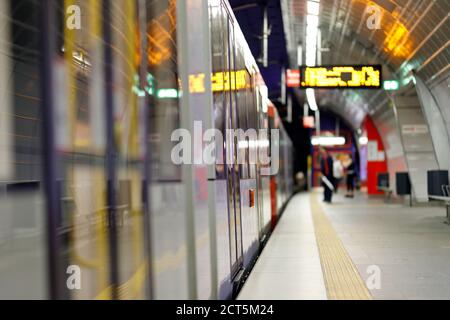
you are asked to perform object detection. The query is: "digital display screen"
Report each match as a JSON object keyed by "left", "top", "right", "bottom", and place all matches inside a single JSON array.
[
  {"left": 211, "top": 70, "right": 248, "bottom": 92},
  {"left": 299, "top": 65, "right": 382, "bottom": 89},
  {"left": 189, "top": 70, "right": 249, "bottom": 94}
]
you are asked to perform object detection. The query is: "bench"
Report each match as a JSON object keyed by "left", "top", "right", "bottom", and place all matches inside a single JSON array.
[
  {"left": 378, "top": 186, "right": 393, "bottom": 203},
  {"left": 429, "top": 195, "right": 450, "bottom": 224}
]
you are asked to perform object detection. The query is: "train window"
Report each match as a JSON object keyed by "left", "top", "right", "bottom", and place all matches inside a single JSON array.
[
  {"left": 147, "top": 0, "right": 181, "bottom": 182},
  {"left": 110, "top": 0, "right": 149, "bottom": 299},
  {"left": 210, "top": 1, "right": 227, "bottom": 179},
  {"left": 246, "top": 71, "right": 257, "bottom": 180},
  {"left": 236, "top": 62, "right": 250, "bottom": 180},
  {"left": 0, "top": 0, "right": 47, "bottom": 299},
  {"left": 51, "top": 0, "right": 113, "bottom": 300}
]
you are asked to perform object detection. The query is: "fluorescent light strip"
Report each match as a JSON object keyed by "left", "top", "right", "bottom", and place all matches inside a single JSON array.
[
  {"left": 359, "top": 137, "right": 369, "bottom": 145},
  {"left": 305, "top": 1, "right": 320, "bottom": 111},
  {"left": 238, "top": 140, "right": 270, "bottom": 149},
  {"left": 306, "top": 88, "right": 318, "bottom": 111},
  {"left": 311, "top": 136, "right": 346, "bottom": 146},
  {"left": 307, "top": 1, "right": 320, "bottom": 16},
  {"left": 305, "top": 1, "right": 320, "bottom": 67}
]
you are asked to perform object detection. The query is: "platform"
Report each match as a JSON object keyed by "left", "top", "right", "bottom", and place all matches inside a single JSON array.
[{"left": 238, "top": 191, "right": 450, "bottom": 300}]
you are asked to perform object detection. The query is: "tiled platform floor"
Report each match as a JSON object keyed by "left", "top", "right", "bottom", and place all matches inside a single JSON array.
[{"left": 238, "top": 191, "right": 450, "bottom": 300}]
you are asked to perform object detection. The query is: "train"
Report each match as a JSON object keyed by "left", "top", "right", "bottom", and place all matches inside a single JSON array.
[{"left": 0, "top": 0, "right": 293, "bottom": 300}]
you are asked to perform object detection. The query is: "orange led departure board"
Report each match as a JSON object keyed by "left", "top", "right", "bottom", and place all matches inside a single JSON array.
[
  {"left": 189, "top": 70, "right": 250, "bottom": 93},
  {"left": 299, "top": 65, "right": 382, "bottom": 89}
]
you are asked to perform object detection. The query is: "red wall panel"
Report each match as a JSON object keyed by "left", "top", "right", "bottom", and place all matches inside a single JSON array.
[{"left": 364, "top": 117, "right": 388, "bottom": 195}]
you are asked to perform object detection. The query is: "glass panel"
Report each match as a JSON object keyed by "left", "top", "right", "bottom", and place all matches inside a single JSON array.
[
  {"left": 210, "top": 2, "right": 226, "bottom": 179},
  {"left": 147, "top": 0, "right": 181, "bottom": 182},
  {"left": 110, "top": 0, "right": 148, "bottom": 300},
  {"left": 223, "top": 11, "right": 237, "bottom": 275},
  {"left": 0, "top": 0, "right": 47, "bottom": 299},
  {"left": 55, "top": 0, "right": 111, "bottom": 300},
  {"left": 146, "top": 0, "right": 189, "bottom": 300},
  {"left": 228, "top": 18, "right": 244, "bottom": 268}
]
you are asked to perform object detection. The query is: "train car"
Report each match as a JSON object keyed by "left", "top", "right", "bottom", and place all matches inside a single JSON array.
[
  {"left": 268, "top": 104, "right": 294, "bottom": 229},
  {"left": 0, "top": 0, "right": 293, "bottom": 300}
]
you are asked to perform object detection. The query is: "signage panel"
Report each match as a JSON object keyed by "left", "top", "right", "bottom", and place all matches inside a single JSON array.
[{"left": 299, "top": 65, "right": 382, "bottom": 89}]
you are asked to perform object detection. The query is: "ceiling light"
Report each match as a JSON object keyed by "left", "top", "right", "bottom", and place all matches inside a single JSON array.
[
  {"left": 383, "top": 80, "right": 399, "bottom": 91},
  {"left": 306, "top": 14, "right": 319, "bottom": 28},
  {"left": 312, "top": 136, "right": 346, "bottom": 146},
  {"left": 306, "top": 88, "right": 318, "bottom": 111},
  {"left": 359, "top": 137, "right": 369, "bottom": 145},
  {"left": 307, "top": 1, "right": 320, "bottom": 16}
]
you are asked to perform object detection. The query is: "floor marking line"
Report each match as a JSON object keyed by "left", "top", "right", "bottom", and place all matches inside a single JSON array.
[{"left": 310, "top": 193, "right": 372, "bottom": 300}]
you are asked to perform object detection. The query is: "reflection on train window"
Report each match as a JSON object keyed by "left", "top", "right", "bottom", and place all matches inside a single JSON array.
[
  {"left": 110, "top": 0, "right": 148, "bottom": 300},
  {"left": 54, "top": 0, "right": 112, "bottom": 300},
  {"left": 210, "top": 2, "right": 228, "bottom": 179},
  {"left": 147, "top": 0, "right": 181, "bottom": 182},
  {"left": 0, "top": 0, "right": 47, "bottom": 299}
]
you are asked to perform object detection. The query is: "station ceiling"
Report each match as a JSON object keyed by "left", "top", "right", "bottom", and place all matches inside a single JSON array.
[
  {"left": 229, "top": 0, "right": 288, "bottom": 98},
  {"left": 231, "top": 0, "right": 450, "bottom": 130}
]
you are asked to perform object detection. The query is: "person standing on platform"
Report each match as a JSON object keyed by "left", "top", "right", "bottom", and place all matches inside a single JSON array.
[
  {"left": 345, "top": 156, "right": 356, "bottom": 198},
  {"left": 333, "top": 155, "right": 344, "bottom": 193},
  {"left": 320, "top": 147, "right": 335, "bottom": 203}
]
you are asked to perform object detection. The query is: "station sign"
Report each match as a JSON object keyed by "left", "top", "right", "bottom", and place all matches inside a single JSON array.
[
  {"left": 303, "top": 116, "right": 315, "bottom": 128},
  {"left": 189, "top": 70, "right": 250, "bottom": 94},
  {"left": 211, "top": 70, "right": 248, "bottom": 92},
  {"left": 286, "top": 69, "right": 300, "bottom": 87},
  {"left": 290, "top": 65, "right": 382, "bottom": 89},
  {"left": 383, "top": 80, "right": 399, "bottom": 91}
]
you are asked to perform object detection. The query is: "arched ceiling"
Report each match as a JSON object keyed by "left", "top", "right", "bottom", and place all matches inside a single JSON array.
[
  {"left": 282, "top": 0, "right": 450, "bottom": 129},
  {"left": 229, "top": 0, "right": 289, "bottom": 97}
]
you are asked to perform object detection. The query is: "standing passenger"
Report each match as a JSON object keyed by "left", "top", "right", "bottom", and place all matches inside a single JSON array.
[
  {"left": 333, "top": 155, "right": 344, "bottom": 193},
  {"left": 320, "top": 148, "right": 334, "bottom": 203},
  {"left": 345, "top": 156, "right": 356, "bottom": 198}
]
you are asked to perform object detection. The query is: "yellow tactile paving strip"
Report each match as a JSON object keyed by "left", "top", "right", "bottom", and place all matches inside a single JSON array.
[{"left": 310, "top": 193, "right": 372, "bottom": 300}]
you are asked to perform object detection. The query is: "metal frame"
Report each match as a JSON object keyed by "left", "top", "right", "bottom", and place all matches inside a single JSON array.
[
  {"left": 40, "top": 0, "right": 64, "bottom": 300},
  {"left": 102, "top": 0, "right": 120, "bottom": 300},
  {"left": 137, "top": 0, "right": 154, "bottom": 300}
]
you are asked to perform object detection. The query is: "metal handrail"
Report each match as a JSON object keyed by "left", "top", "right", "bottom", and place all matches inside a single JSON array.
[{"left": 442, "top": 185, "right": 449, "bottom": 197}]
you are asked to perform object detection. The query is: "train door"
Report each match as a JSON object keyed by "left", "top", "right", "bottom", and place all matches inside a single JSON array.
[
  {"left": 256, "top": 90, "right": 272, "bottom": 236},
  {"left": 223, "top": 7, "right": 244, "bottom": 279},
  {"left": 254, "top": 88, "right": 266, "bottom": 242},
  {"left": 109, "top": 1, "right": 151, "bottom": 300}
]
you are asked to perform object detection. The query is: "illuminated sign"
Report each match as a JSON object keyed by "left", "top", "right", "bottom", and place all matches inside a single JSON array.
[
  {"left": 189, "top": 73, "right": 206, "bottom": 93},
  {"left": 157, "top": 88, "right": 179, "bottom": 99},
  {"left": 190, "top": 70, "right": 250, "bottom": 94},
  {"left": 133, "top": 73, "right": 155, "bottom": 97},
  {"left": 212, "top": 70, "right": 248, "bottom": 92},
  {"left": 299, "top": 65, "right": 382, "bottom": 89},
  {"left": 303, "top": 116, "right": 315, "bottom": 129},
  {"left": 383, "top": 80, "right": 399, "bottom": 91},
  {"left": 286, "top": 69, "right": 300, "bottom": 87}
]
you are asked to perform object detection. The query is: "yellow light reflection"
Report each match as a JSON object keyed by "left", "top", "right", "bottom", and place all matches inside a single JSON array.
[
  {"left": 190, "top": 70, "right": 250, "bottom": 94},
  {"left": 147, "top": 0, "right": 176, "bottom": 66},
  {"left": 384, "top": 21, "right": 411, "bottom": 58},
  {"left": 212, "top": 70, "right": 248, "bottom": 92},
  {"left": 189, "top": 74, "right": 206, "bottom": 93},
  {"left": 301, "top": 66, "right": 381, "bottom": 88}
]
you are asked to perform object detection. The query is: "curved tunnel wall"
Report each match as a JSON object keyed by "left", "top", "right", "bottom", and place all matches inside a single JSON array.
[
  {"left": 415, "top": 73, "right": 450, "bottom": 171},
  {"left": 371, "top": 103, "right": 408, "bottom": 196},
  {"left": 392, "top": 95, "right": 439, "bottom": 202}
]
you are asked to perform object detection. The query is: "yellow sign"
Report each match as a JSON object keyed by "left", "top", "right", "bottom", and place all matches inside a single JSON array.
[
  {"left": 300, "top": 65, "right": 382, "bottom": 89},
  {"left": 212, "top": 70, "right": 248, "bottom": 92},
  {"left": 189, "top": 70, "right": 249, "bottom": 94},
  {"left": 189, "top": 73, "right": 206, "bottom": 93}
]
